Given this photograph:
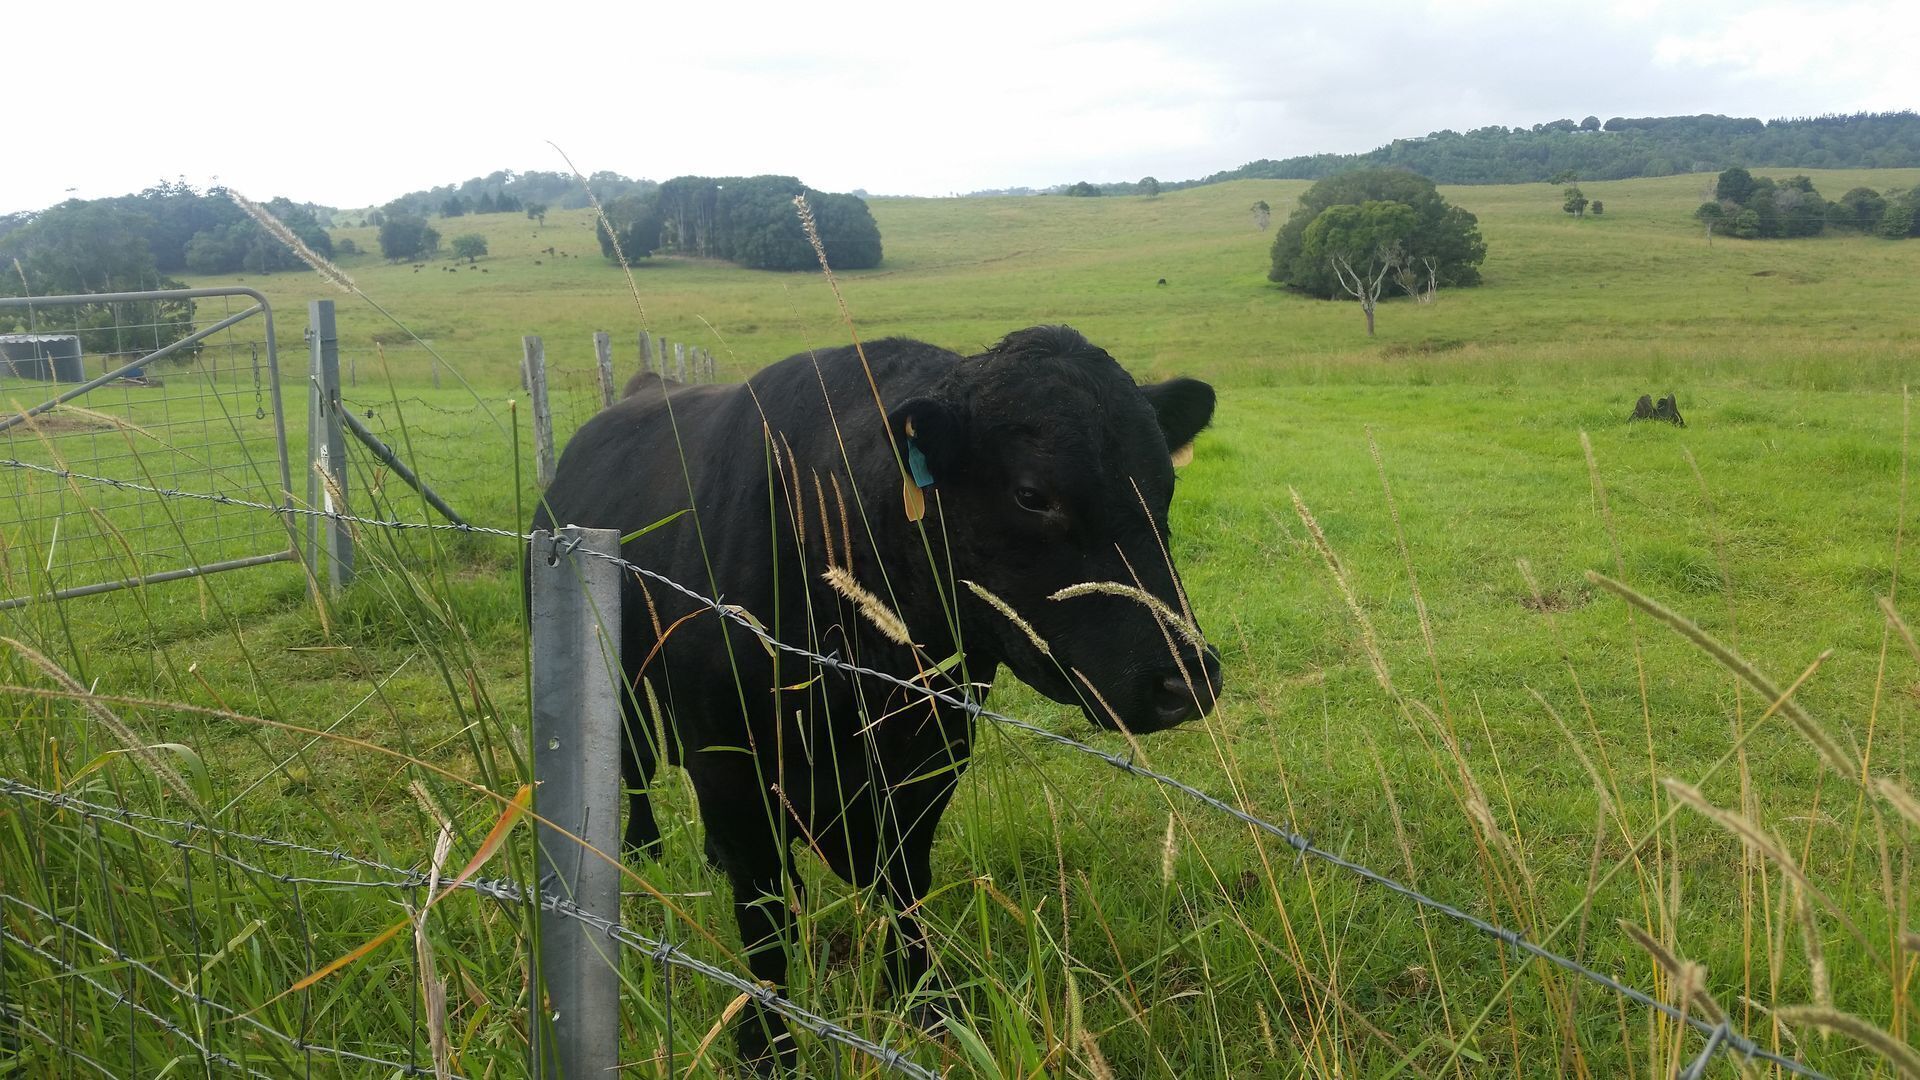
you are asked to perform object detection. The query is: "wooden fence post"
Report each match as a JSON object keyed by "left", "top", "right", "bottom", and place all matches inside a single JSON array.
[
  {"left": 594, "top": 331, "right": 615, "bottom": 408},
  {"left": 307, "top": 300, "right": 353, "bottom": 596},
  {"left": 524, "top": 335, "right": 556, "bottom": 488}
]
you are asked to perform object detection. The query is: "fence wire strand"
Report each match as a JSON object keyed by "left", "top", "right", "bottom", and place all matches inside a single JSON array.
[
  {"left": 0, "top": 779, "right": 935, "bottom": 1078},
  {"left": 0, "top": 455, "right": 1835, "bottom": 1080}
]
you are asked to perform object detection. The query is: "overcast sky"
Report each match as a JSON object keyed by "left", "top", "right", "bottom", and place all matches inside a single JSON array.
[{"left": 5, "top": 0, "right": 1914, "bottom": 215}]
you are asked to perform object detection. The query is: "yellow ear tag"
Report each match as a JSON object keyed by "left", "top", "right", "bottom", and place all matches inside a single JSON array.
[
  {"left": 1170, "top": 442, "right": 1194, "bottom": 468},
  {"left": 903, "top": 475, "right": 926, "bottom": 522}
]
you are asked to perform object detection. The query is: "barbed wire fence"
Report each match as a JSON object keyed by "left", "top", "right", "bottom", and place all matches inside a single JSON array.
[{"left": 0, "top": 451, "right": 1837, "bottom": 1079}]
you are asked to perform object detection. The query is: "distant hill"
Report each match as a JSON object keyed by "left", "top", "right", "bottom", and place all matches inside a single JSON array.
[
  {"left": 1199, "top": 112, "right": 1920, "bottom": 187},
  {"left": 1020, "top": 112, "right": 1920, "bottom": 198}
]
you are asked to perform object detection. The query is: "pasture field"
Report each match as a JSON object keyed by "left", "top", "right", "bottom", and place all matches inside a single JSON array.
[{"left": 3, "top": 169, "right": 1920, "bottom": 1076}]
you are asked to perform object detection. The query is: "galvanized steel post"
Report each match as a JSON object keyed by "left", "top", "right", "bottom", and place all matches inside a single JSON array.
[{"left": 529, "top": 525, "right": 624, "bottom": 1078}]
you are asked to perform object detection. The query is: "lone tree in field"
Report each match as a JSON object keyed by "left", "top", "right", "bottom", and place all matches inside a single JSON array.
[
  {"left": 1563, "top": 185, "right": 1589, "bottom": 217},
  {"left": 1591, "top": 200, "right": 1604, "bottom": 215},
  {"left": 1269, "top": 168, "right": 1485, "bottom": 299},
  {"left": 1139, "top": 176, "right": 1161, "bottom": 197},
  {"left": 525, "top": 201, "right": 548, "bottom": 226},
  {"left": 452, "top": 233, "right": 488, "bottom": 263},
  {"left": 378, "top": 214, "right": 440, "bottom": 261},
  {"left": 1303, "top": 200, "right": 1415, "bottom": 337},
  {"left": 1251, "top": 200, "right": 1272, "bottom": 230},
  {"left": 1695, "top": 200, "right": 1725, "bottom": 239}
]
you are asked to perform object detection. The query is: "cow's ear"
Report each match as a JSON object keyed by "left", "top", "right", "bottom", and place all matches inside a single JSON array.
[
  {"left": 1141, "top": 378, "right": 1215, "bottom": 458},
  {"left": 886, "top": 397, "right": 966, "bottom": 486}
]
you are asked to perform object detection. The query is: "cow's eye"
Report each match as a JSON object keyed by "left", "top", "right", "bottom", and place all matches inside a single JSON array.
[{"left": 1014, "top": 486, "right": 1052, "bottom": 514}]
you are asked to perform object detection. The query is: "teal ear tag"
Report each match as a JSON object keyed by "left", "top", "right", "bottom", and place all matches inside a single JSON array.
[{"left": 907, "top": 439, "right": 936, "bottom": 488}]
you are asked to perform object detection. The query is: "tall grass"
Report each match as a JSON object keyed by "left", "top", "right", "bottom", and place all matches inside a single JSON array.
[{"left": 4, "top": 171, "right": 1919, "bottom": 1075}]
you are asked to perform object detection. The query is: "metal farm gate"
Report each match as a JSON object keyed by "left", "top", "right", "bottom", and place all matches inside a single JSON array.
[{"left": 0, "top": 288, "right": 297, "bottom": 609}]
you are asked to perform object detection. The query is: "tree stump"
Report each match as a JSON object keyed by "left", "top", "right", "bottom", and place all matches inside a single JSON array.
[{"left": 1630, "top": 394, "right": 1685, "bottom": 426}]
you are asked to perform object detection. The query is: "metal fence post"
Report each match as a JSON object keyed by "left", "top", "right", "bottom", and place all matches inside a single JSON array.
[
  {"left": 524, "top": 335, "right": 556, "bottom": 488},
  {"left": 529, "top": 525, "right": 623, "bottom": 1079},
  {"left": 594, "top": 331, "right": 615, "bottom": 409},
  {"left": 307, "top": 300, "right": 352, "bottom": 594}
]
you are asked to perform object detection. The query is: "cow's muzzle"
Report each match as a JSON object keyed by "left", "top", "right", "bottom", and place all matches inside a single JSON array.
[{"left": 1144, "top": 645, "right": 1223, "bottom": 731}]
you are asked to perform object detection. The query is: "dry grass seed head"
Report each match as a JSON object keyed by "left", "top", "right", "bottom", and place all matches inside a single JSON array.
[
  {"left": 228, "top": 189, "right": 357, "bottom": 296},
  {"left": 2, "top": 636, "right": 200, "bottom": 809},
  {"left": 963, "top": 580, "right": 1051, "bottom": 657},
  {"left": 1774, "top": 1006, "right": 1920, "bottom": 1078},
  {"left": 821, "top": 565, "right": 912, "bottom": 646},
  {"left": 1663, "top": 779, "right": 1833, "bottom": 1007},
  {"left": 1047, "top": 580, "right": 1202, "bottom": 650}
]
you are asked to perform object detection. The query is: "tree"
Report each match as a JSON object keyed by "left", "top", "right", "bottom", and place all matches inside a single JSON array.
[
  {"left": 1549, "top": 168, "right": 1581, "bottom": 185},
  {"left": 378, "top": 215, "right": 440, "bottom": 261},
  {"left": 451, "top": 233, "right": 488, "bottom": 263},
  {"left": 1881, "top": 202, "right": 1917, "bottom": 239},
  {"left": 1250, "top": 200, "right": 1271, "bottom": 230},
  {"left": 525, "top": 202, "right": 548, "bottom": 226},
  {"left": 1139, "top": 176, "right": 1161, "bottom": 197},
  {"left": 335, "top": 237, "right": 360, "bottom": 256},
  {"left": 1715, "top": 166, "right": 1756, "bottom": 204},
  {"left": 1834, "top": 186, "right": 1887, "bottom": 231},
  {"left": 1563, "top": 186, "right": 1588, "bottom": 217},
  {"left": 1580, "top": 116, "right": 1601, "bottom": 131},
  {"left": 1268, "top": 169, "right": 1485, "bottom": 298},
  {"left": 1064, "top": 182, "right": 1103, "bottom": 197},
  {"left": 0, "top": 200, "right": 194, "bottom": 355},
  {"left": 1692, "top": 201, "right": 1725, "bottom": 239},
  {"left": 649, "top": 176, "right": 881, "bottom": 270},
  {"left": 440, "top": 195, "right": 468, "bottom": 218},
  {"left": 1302, "top": 200, "right": 1416, "bottom": 337},
  {"left": 596, "top": 195, "right": 664, "bottom": 263},
  {"left": 1590, "top": 200, "right": 1604, "bottom": 216}
]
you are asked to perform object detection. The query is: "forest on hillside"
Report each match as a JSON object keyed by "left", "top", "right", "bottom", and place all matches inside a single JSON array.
[
  {"left": 1030, "top": 112, "right": 1920, "bottom": 197},
  {"left": 1202, "top": 112, "right": 1920, "bottom": 187}
]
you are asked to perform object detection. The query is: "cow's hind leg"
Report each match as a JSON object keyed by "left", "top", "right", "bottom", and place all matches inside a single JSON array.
[{"left": 689, "top": 760, "right": 799, "bottom": 1073}]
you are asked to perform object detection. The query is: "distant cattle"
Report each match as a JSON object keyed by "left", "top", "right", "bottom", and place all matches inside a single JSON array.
[{"left": 534, "top": 326, "right": 1220, "bottom": 1071}]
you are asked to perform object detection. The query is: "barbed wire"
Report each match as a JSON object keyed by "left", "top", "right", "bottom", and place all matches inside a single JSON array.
[
  {"left": 5, "top": 1011, "right": 124, "bottom": 1079},
  {"left": 0, "top": 779, "right": 939, "bottom": 1078},
  {"left": 3, "top": 891, "right": 449, "bottom": 1077},
  {"left": 0, "top": 456, "right": 1831, "bottom": 1079}
]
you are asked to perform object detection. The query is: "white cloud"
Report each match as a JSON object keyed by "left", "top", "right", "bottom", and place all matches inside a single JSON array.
[{"left": 1, "top": 0, "right": 1911, "bottom": 214}]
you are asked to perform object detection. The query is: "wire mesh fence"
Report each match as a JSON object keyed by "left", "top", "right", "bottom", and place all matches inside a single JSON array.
[{"left": 0, "top": 290, "right": 296, "bottom": 609}]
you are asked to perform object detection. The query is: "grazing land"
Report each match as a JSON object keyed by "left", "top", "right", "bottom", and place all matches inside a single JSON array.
[{"left": 4, "top": 168, "right": 1920, "bottom": 1076}]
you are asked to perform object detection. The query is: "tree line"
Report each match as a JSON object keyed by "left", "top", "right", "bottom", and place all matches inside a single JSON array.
[
  {"left": 600, "top": 176, "right": 882, "bottom": 271},
  {"left": 1179, "top": 112, "right": 1920, "bottom": 189},
  {"left": 1693, "top": 167, "right": 1920, "bottom": 240},
  {"left": 0, "top": 181, "right": 333, "bottom": 279},
  {"left": 376, "top": 169, "right": 658, "bottom": 220}
]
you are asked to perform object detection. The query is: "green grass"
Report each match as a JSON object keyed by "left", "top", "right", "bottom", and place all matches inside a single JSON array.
[{"left": 4, "top": 168, "right": 1920, "bottom": 1077}]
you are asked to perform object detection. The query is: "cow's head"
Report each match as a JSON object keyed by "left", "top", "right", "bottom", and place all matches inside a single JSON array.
[{"left": 888, "top": 326, "right": 1222, "bottom": 734}]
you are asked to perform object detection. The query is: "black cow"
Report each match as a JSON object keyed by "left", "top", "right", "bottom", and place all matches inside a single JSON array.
[{"left": 532, "top": 325, "right": 1221, "bottom": 1071}]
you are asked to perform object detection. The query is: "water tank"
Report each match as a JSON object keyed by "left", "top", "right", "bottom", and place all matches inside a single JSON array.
[{"left": 0, "top": 334, "right": 85, "bottom": 382}]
